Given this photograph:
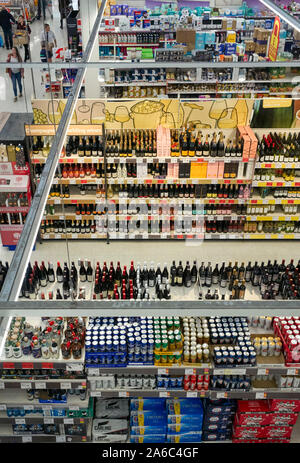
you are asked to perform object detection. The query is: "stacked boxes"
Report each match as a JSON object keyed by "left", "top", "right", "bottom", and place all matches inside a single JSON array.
[
  {"left": 92, "top": 398, "right": 129, "bottom": 443},
  {"left": 166, "top": 398, "right": 203, "bottom": 442},
  {"left": 202, "top": 399, "right": 236, "bottom": 441},
  {"left": 130, "top": 398, "right": 167, "bottom": 443},
  {"left": 253, "top": 28, "right": 271, "bottom": 57},
  {"left": 233, "top": 400, "right": 300, "bottom": 443}
]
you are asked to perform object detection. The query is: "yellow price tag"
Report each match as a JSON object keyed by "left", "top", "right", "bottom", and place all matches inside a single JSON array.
[
  {"left": 270, "top": 234, "right": 278, "bottom": 239},
  {"left": 278, "top": 216, "right": 285, "bottom": 221}
]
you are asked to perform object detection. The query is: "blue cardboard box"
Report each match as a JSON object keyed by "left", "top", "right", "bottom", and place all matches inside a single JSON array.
[
  {"left": 130, "top": 411, "right": 167, "bottom": 426},
  {"left": 131, "top": 425, "right": 167, "bottom": 435},
  {"left": 167, "top": 433, "right": 202, "bottom": 443},
  {"left": 167, "top": 422, "right": 203, "bottom": 434},
  {"left": 131, "top": 435, "right": 166, "bottom": 443},
  {"left": 130, "top": 398, "right": 166, "bottom": 411}
]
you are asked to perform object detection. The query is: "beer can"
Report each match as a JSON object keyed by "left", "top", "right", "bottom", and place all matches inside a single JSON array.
[
  {"left": 229, "top": 351, "right": 235, "bottom": 364},
  {"left": 157, "top": 376, "right": 164, "bottom": 388},
  {"left": 236, "top": 351, "right": 243, "bottom": 364},
  {"left": 222, "top": 351, "right": 228, "bottom": 365},
  {"left": 242, "top": 352, "right": 250, "bottom": 364},
  {"left": 170, "top": 377, "right": 177, "bottom": 388},
  {"left": 249, "top": 351, "right": 256, "bottom": 365}
]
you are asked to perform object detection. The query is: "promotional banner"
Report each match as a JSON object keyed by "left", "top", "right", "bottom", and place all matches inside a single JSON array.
[{"left": 268, "top": 16, "right": 281, "bottom": 62}]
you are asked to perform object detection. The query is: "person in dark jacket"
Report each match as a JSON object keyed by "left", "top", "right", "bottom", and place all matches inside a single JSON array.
[
  {"left": 0, "top": 6, "right": 16, "bottom": 50},
  {"left": 15, "top": 15, "right": 31, "bottom": 62},
  {"left": 58, "top": 0, "right": 70, "bottom": 29}
]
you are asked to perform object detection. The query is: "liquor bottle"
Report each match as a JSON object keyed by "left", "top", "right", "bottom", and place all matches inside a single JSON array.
[
  {"left": 63, "top": 278, "right": 70, "bottom": 299},
  {"left": 162, "top": 263, "right": 169, "bottom": 284},
  {"left": 86, "top": 261, "right": 93, "bottom": 283},
  {"left": 231, "top": 279, "right": 239, "bottom": 299},
  {"left": 170, "top": 260, "right": 177, "bottom": 286},
  {"left": 205, "top": 262, "right": 212, "bottom": 287},
  {"left": 184, "top": 262, "right": 192, "bottom": 287},
  {"left": 79, "top": 261, "right": 87, "bottom": 282},
  {"left": 210, "top": 132, "right": 218, "bottom": 157},
  {"left": 176, "top": 261, "right": 183, "bottom": 286},
  {"left": 56, "top": 262, "right": 63, "bottom": 283},
  {"left": 191, "top": 260, "right": 198, "bottom": 284},
  {"left": 199, "top": 262, "right": 205, "bottom": 286},
  {"left": 217, "top": 132, "right": 225, "bottom": 157},
  {"left": 245, "top": 261, "right": 252, "bottom": 282},
  {"left": 148, "top": 263, "right": 156, "bottom": 287},
  {"left": 212, "top": 264, "right": 219, "bottom": 285}
]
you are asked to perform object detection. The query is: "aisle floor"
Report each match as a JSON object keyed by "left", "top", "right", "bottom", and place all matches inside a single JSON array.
[
  {"left": 0, "top": 238, "right": 298, "bottom": 268},
  {"left": 0, "top": 1, "right": 68, "bottom": 113}
]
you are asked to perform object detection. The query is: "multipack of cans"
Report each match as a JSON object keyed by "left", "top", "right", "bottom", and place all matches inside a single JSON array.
[
  {"left": 202, "top": 399, "right": 236, "bottom": 441},
  {"left": 233, "top": 399, "right": 300, "bottom": 443},
  {"left": 154, "top": 317, "right": 183, "bottom": 366},
  {"left": 182, "top": 317, "right": 210, "bottom": 364},
  {"left": 253, "top": 336, "right": 282, "bottom": 357},
  {"left": 210, "top": 316, "right": 256, "bottom": 367},
  {"left": 273, "top": 317, "right": 300, "bottom": 364},
  {"left": 157, "top": 375, "right": 183, "bottom": 390},
  {"left": 210, "top": 375, "right": 251, "bottom": 390},
  {"left": 85, "top": 316, "right": 154, "bottom": 367},
  {"left": 183, "top": 374, "right": 210, "bottom": 391}
]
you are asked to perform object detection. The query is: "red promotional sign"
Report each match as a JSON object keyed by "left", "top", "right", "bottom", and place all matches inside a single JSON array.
[
  {"left": 0, "top": 225, "right": 23, "bottom": 246},
  {"left": 268, "top": 16, "right": 281, "bottom": 62}
]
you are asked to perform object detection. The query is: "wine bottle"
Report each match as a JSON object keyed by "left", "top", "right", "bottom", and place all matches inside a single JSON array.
[
  {"left": 56, "top": 262, "right": 63, "bottom": 283},
  {"left": 79, "top": 261, "right": 87, "bottom": 282}
]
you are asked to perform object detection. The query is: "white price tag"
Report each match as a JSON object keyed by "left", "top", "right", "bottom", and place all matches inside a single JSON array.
[
  {"left": 257, "top": 369, "right": 268, "bottom": 375},
  {"left": 0, "top": 381, "right": 5, "bottom": 389},
  {"left": 216, "top": 392, "right": 227, "bottom": 398},
  {"left": 159, "top": 391, "right": 169, "bottom": 397},
  {"left": 0, "top": 404, "right": 6, "bottom": 411},
  {"left": 185, "top": 369, "right": 195, "bottom": 375},
  {"left": 24, "top": 405, "right": 34, "bottom": 411},
  {"left": 88, "top": 368, "right": 99, "bottom": 376},
  {"left": 255, "top": 392, "right": 266, "bottom": 399},
  {"left": 215, "top": 369, "right": 225, "bottom": 375},
  {"left": 92, "top": 391, "right": 102, "bottom": 397},
  {"left": 220, "top": 234, "right": 226, "bottom": 240},
  {"left": 69, "top": 179, "right": 76, "bottom": 184},
  {"left": 234, "top": 369, "right": 246, "bottom": 375},
  {"left": 159, "top": 368, "right": 169, "bottom": 375},
  {"left": 62, "top": 382, "right": 71, "bottom": 390},
  {"left": 44, "top": 418, "right": 54, "bottom": 424},
  {"left": 35, "top": 382, "right": 46, "bottom": 389},
  {"left": 54, "top": 198, "right": 60, "bottom": 204},
  {"left": 70, "top": 406, "right": 79, "bottom": 411},
  {"left": 15, "top": 418, "right": 26, "bottom": 424},
  {"left": 21, "top": 382, "right": 32, "bottom": 390},
  {"left": 287, "top": 369, "right": 297, "bottom": 375},
  {"left": 22, "top": 436, "right": 32, "bottom": 443},
  {"left": 64, "top": 418, "right": 74, "bottom": 424},
  {"left": 186, "top": 391, "right": 198, "bottom": 398},
  {"left": 56, "top": 436, "right": 66, "bottom": 443},
  {"left": 119, "top": 391, "right": 129, "bottom": 397},
  {"left": 42, "top": 405, "right": 52, "bottom": 411}
]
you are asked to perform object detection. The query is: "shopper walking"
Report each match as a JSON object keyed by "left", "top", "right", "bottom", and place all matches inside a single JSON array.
[
  {"left": 6, "top": 47, "right": 24, "bottom": 102},
  {"left": 15, "top": 15, "right": 31, "bottom": 62},
  {"left": 58, "top": 0, "right": 69, "bottom": 29},
  {"left": 0, "top": 6, "right": 16, "bottom": 50},
  {"left": 40, "top": 23, "right": 57, "bottom": 63},
  {"left": 37, "top": 0, "right": 47, "bottom": 21}
]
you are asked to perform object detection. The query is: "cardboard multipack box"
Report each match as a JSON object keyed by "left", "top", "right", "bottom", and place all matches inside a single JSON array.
[
  {"left": 233, "top": 425, "right": 265, "bottom": 439},
  {"left": 269, "top": 400, "right": 300, "bottom": 413},
  {"left": 203, "top": 430, "right": 231, "bottom": 441},
  {"left": 245, "top": 126, "right": 258, "bottom": 160},
  {"left": 264, "top": 426, "right": 293, "bottom": 439},
  {"left": 234, "top": 412, "right": 271, "bottom": 427},
  {"left": 268, "top": 412, "right": 298, "bottom": 426},
  {"left": 167, "top": 433, "right": 202, "bottom": 443},
  {"left": 237, "top": 400, "right": 270, "bottom": 415}
]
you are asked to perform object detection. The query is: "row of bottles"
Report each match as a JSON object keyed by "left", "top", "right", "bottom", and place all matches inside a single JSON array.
[
  {"left": 41, "top": 220, "right": 97, "bottom": 235},
  {"left": 106, "top": 129, "right": 157, "bottom": 157},
  {"left": 15, "top": 258, "right": 300, "bottom": 301},
  {"left": 257, "top": 132, "right": 300, "bottom": 163},
  {"left": 171, "top": 130, "right": 243, "bottom": 158},
  {"left": 0, "top": 193, "right": 29, "bottom": 208},
  {"left": 0, "top": 212, "right": 27, "bottom": 225},
  {"left": 99, "top": 32, "right": 160, "bottom": 44},
  {"left": 45, "top": 203, "right": 249, "bottom": 217},
  {"left": 254, "top": 168, "right": 300, "bottom": 182}
]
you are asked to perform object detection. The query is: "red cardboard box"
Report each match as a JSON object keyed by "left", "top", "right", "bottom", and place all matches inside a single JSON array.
[
  {"left": 234, "top": 412, "right": 271, "bottom": 426},
  {"left": 269, "top": 400, "right": 300, "bottom": 413},
  {"left": 263, "top": 426, "right": 293, "bottom": 439},
  {"left": 237, "top": 400, "right": 270, "bottom": 414},
  {"left": 269, "top": 412, "right": 298, "bottom": 426},
  {"left": 233, "top": 425, "right": 264, "bottom": 439}
]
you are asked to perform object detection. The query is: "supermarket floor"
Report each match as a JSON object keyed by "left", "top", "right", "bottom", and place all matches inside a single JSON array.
[
  {"left": 0, "top": 4, "right": 68, "bottom": 113},
  {"left": 0, "top": 239, "right": 298, "bottom": 267}
]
